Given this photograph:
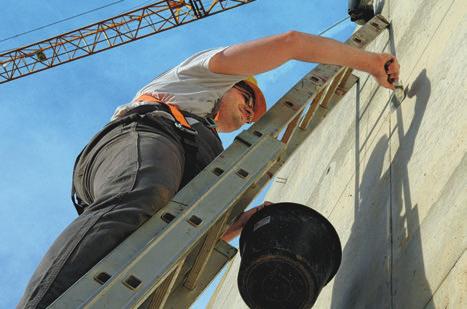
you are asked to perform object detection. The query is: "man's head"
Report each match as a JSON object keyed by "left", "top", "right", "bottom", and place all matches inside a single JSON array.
[{"left": 215, "top": 76, "right": 266, "bottom": 132}]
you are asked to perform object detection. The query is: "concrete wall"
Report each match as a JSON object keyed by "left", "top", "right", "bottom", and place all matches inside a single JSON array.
[{"left": 208, "top": 0, "right": 466, "bottom": 307}]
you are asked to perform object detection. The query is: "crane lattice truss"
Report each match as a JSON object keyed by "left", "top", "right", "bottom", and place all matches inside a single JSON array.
[{"left": 0, "top": 0, "right": 253, "bottom": 84}]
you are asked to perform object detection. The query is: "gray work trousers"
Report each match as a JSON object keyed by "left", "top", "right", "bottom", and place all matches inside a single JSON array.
[{"left": 18, "top": 111, "right": 223, "bottom": 308}]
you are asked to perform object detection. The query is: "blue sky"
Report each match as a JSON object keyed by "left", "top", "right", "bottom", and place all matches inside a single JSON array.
[{"left": 0, "top": 1, "right": 354, "bottom": 308}]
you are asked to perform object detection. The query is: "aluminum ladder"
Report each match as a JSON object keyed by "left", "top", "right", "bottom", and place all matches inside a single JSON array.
[{"left": 49, "top": 14, "right": 390, "bottom": 309}]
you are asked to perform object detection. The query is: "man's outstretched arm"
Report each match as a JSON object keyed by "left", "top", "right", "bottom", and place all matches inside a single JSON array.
[{"left": 209, "top": 31, "right": 400, "bottom": 89}]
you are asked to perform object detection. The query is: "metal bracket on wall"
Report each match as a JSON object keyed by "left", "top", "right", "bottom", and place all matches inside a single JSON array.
[{"left": 49, "top": 15, "right": 389, "bottom": 309}]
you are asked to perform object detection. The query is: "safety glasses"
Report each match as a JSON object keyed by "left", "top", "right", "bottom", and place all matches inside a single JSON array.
[{"left": 234, "top": 85, "right": 255, "bottom": 123}]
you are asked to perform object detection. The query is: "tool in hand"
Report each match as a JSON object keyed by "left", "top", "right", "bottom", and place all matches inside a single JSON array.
[{"left": 385, "top": 58, "right": 406, "bottom": 108}]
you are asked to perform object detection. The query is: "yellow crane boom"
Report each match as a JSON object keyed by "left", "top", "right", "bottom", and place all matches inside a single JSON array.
[{"left": 0, "top": 0, "right": 253, "bottom": 84}]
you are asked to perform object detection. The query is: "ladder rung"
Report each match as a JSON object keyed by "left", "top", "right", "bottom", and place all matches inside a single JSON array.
[
  {"left": 299, "top": 88, "right": 326, "bottom": 129},
  {"left": 146, "top": 258, "right": 185, "bottom": 309},
  {"left": 337, "top": 68, "right": 354, "bottom": 94},
  {"left": 320, "top": 68, "right": 347, "bottom": 108},
  {"left": 184, "top": 211, "right": 231, "bottom": 290},
  {"left": 285, "top": 74, "right": 359, "bottom": 158},
  {"left": 281, "top": 113, "right": 302, "bottom": 144},
  {"left": 164, "top": 240, "right": 237, "bottom": 309},
  {"left": 299, "top": 67, "right": 353, "bottom": 130}
]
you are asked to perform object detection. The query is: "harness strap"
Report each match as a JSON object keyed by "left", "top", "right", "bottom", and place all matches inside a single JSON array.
[{"left": 136, "top": 94, "right": 192, "bottom": 129}]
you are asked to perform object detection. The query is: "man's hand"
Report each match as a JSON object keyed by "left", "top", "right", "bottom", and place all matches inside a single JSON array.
[
  {"left": 369, "top": 53, "right": 400, "bottom": 90},
  {"left": 221, "top": 201, "right": 273, "bottom": 242}
]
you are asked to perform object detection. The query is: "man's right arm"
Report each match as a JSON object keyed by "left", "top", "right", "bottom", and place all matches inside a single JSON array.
[{"left": 209, "top": 31, "right": 400, "bottom": 90}]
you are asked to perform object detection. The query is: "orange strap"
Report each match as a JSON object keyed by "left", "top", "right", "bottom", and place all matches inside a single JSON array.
[{"left": 136, "top": 94, "right": 191, "bottom": 129}]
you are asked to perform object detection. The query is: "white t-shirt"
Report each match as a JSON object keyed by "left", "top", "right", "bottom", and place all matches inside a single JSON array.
[{"left": 111, "top": 47, "right": 247, "bottom": 120}]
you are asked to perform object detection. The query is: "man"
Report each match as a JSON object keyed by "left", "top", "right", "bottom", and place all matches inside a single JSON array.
[{"left": 18, "top": 30, "right": 399, "bottom": 308}]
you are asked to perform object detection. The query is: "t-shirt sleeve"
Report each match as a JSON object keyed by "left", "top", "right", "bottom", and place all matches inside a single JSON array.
[{"left": 175, "top": 47, "right": 247, "bottom": 82}]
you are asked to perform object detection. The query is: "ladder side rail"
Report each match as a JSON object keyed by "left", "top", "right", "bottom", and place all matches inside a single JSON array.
[{"left": 49, "top": 14, "right": 389, "bottom": 308}]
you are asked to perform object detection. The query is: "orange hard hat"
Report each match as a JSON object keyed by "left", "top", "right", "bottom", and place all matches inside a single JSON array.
[{"left": 243, "top": 76, "right": 266, "bottom": 122}]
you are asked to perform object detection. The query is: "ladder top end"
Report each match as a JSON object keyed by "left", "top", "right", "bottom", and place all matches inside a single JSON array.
[{"left": 374, "top": 14, "right": 391, "bottom": 26}]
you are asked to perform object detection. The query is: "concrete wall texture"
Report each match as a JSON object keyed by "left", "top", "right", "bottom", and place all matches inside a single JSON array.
[{"left": 208, "top": 0, "right": 466, "bottom": 308}]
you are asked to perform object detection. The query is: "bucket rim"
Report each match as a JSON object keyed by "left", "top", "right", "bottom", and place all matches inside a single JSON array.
[{"left": 240, "top": 202, "right": 341, "bottom": 248}]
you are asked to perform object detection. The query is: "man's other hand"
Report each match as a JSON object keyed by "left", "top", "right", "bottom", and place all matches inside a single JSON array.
[{"left": 221, "top": 201, "right": 273, "bottom": 242}]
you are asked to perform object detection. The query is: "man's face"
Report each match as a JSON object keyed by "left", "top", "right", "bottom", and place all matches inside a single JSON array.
[{"left": 215, "top": 87, "right": 254, "bottom": 132}]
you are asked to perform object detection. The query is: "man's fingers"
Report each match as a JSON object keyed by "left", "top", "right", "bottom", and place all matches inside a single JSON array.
[
  {"left": 388, "top": 74, "right": 399, "bottom": 83},
  {"left": 383, "top": 58, "right": 393, "bottom": 72},
  {"left": 387, "top": 64, "right": 400, "bottom": 74},
  {"left": 386, "top": 68, "right": 398, "bottom": 75},
  {"left": 390, "top": 73, "right": 399, "bottom": 81},
  {"left": 383, "top": 57, "right": 400, "bottom": 79},
  {"left": 384, "top": 79, "right": 395, "bottom": 90},
  {"left": 385, "top": 63, "right": 399, "bottom": 76}
]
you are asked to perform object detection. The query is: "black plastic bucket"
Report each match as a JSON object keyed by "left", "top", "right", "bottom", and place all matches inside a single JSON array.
[{"left": 238, "top": 202, "right": 342, "bottom": 309}]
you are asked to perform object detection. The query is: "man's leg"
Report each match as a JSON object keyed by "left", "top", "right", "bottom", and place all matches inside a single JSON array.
[{"left": 18, "top": 124, "right": 185, "bottom": 308}]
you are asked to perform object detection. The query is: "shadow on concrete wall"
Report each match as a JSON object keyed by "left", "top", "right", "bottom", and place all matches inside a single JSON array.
[
  {"left": 330, "top": 70, "right": 432, "bottom": 308},
  {"left": 390, "top": 70, "right": 435, "bottom": 308}
]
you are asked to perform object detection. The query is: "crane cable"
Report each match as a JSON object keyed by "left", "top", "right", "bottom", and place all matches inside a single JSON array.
[
  {"left": 1, "top": 7, "right": 350, "bottom": 46},
  {"left": 0, "top": 1, "right": 129, "bottom": 45},
  {"left": 0, "top": 8, "right": 351, "bottom": 54},
  {"left": 318, "top": 15, "right": 351, "bottom": 36},
  {"left": 0, "top": 1, "right": 170, "bottom": 54}
]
